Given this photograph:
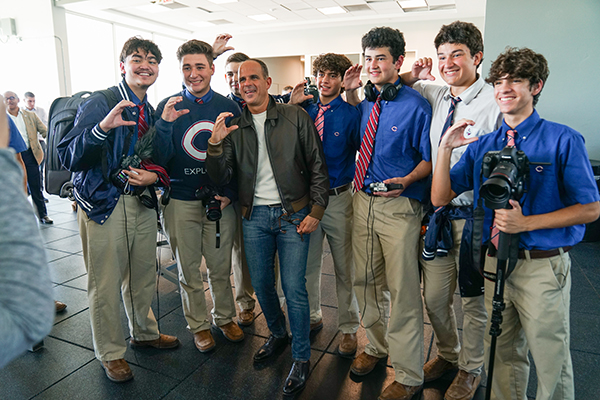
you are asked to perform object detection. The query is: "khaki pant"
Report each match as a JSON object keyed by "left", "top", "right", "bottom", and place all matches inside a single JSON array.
[
  {"left": 162, "top": 199, "right": 236, "bottom": 332},
  {"left": 231, "top": 201, "right": 256, "bottom": 311},
  {"left": 420, "top": 218, "right": 487, "bottom": 374},
  {"left": 305, "top": 190, "right": 359, "bottom": 332},
  {"left": 483, "top": 251, "right": 574, "bottom": 400},
  {"left": 78, "top": 195, "right": 159, "bottom": 362},
  {"left": 353, "top": 191, "right": 424, "bottom": 386}
]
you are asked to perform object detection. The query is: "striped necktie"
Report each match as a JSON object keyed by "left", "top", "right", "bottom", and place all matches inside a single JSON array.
[
  {"left": 315, "top": 103, "right": 331, "bottom": 141},
  {"left": 195, "top": 98, "right": 204, "bottom": 105},
  {"left": 353, "top": 95, "right": 382, "bottom": 192},
  {"left": 439, "top": 96, "right": 461, "bottom": 144},
  {"left": 491, "top": 129, "right": 517, "bottom": 248},
  {"left": 137, "top": 104, "right": 148, "bottom": 139}
]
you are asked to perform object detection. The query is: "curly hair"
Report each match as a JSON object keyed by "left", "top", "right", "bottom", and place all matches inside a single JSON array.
[
  {"left": 434, "top": 21, "right": 484, "bottom": 67},
  {"left": 176, "top": 40, "right": 214, "bottom": 66},
  {"left": 486, "top": 47, "right": 549, "bottom": 106},
  {"left": 361, "top": 27, "right": 405, "bottom": 62},
  {"left": 312, "top": 53, "right": 352, "bottom": 77},
  {"left": 120, "top": 36, "right": 162, "bottom": 64}
]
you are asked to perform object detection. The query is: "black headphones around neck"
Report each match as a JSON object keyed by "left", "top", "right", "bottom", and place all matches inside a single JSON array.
[{"left": 364, "top": 80, "right": 403, "bottom": 102}]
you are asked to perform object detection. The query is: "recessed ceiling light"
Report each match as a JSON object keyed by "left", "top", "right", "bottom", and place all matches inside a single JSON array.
[
  {"left": 208, "top": 0, "right": 238, "bottom": 4},
  {"left": 248, "top": 14, "right": 276, "bottom": 21},
  {"left": 189, "top": 21, "right": 216, "bottom": 27},
  {"left": 397, "top": 0, "right": 428, "bottom": 8},
  {"left": 136, "top": 4, "right": 170, "bottom": 13},
  {"left": 317, "top": 6, "right": 347, "bottom": 15}
]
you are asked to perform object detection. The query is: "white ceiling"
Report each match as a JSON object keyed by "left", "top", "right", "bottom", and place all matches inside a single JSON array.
[{"left": 55, "top": 0, "right": 486, "bottom": 39}]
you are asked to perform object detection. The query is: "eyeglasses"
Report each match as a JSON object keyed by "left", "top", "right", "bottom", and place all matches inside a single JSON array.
[
  {"left": 5, "top": 96, "right": 16, "bottom": 101},
  {"left": 278, "top": 213, "right": 304, "bottom": 241}
]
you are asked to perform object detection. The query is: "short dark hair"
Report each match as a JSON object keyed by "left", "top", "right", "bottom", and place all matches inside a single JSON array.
[
  {"left": 486, "top": 47, "right": 549, "bottom": 106},
  {"left": 434, "top": 21, "right": 484, "bottom": 67},
  {"left": 312, "top": 53, "right": 352, "bottom": 78},
  {"left": 244, "top": 59, "right": 269, "bottom": 79},
  {"left": 119, "top": 36, "right": 162, "bottom": 64},
  {"left": 226, "top": 52, "right": 250, "bottom": 65},
  {"left": 24, "top": 91, "right": 35, "bottom": 98},
  {"left": 361, "top": 27, "right": 406, "bottom": 62},
  {"left": 176, "top": 40, "right": 214, "bottom": 66}
]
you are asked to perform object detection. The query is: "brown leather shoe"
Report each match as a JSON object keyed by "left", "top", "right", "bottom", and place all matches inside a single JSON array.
[
  {"left": 350, "top": 352, "right": 385, "bottom": 376},
  {"left": 310, "top": 319, "right": 323, "bottom": 333},
  {"left": 423, "top": 355, "right": 457, "bottom": 382},
  {"left": 238, "top": 308, "right": 255, "bottom": 326},
  {"left": 444, "top": 370, "right": 481, "bottom": 400},
  {"left": 219, "top": 321, "right": 245, "bottom": 342},
  {"left": 338, "top": 333, "right": 357, "bottom": 356},
  {"left": 378, "top": 381, "right": 423, "bottom": 400},
  {"left": 54, "top": 300, "right": 67, "bottom": 313},
  {"left": 130, "top": 333, "right": 180, "bottom": 349},
  {"left": 193, "top": 329, "right": 215, "bottom": 352},
  {"left": 101, "top": 359, "right": 133, "bottom": 383}
]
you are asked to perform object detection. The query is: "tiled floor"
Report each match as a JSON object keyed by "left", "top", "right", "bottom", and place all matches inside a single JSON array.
[{"left": 2, "top": 196, "right": 600, "bottom": 399}]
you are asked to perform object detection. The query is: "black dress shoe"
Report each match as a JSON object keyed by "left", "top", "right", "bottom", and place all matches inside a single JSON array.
[
  {"left": 40, "top": 216, "right": 54, "bottom": 224},
  {"left": 253, "top": 334, "right": 289, "bottom": 362},
  {"left": 283, "top": 360, "right": 310, "bottom": 395}
]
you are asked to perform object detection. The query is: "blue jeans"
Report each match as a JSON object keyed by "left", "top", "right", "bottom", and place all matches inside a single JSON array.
[{"left": 243, "top": 205, "right": 311, "bottom": 361}]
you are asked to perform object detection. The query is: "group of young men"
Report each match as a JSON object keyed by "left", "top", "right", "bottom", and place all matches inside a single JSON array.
[{"left": 54, "top": 19, "right": 599, "bottom": 400}]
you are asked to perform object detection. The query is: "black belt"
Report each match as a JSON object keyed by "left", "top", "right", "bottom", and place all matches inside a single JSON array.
[
  {"left": 487, "top": 245, "right": 572, "bottom": 260},
  {"left": 266, "top": 203, "right": 282, "bottom": 208},
  {"left": 329, "top": 183, "right": 350, "bottom": 196}
]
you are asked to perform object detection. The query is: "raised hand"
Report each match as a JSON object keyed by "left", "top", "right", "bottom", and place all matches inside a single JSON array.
[
  {"left": 290, "top": 80, "right": 313, "bottom": 105},
  {"left": 209, "top": 112, "right": 238, "bottom": 144},
  {"left": 99, "top": 100, "right": 137, "bottom": 132},
  {"left": 212, "top": 33, "right": 234, "bottom": 58},
  {"left": 161, "top": 96, "right": 190, "bottom": 122},
  {"left": 439, "top": 119, "right": 479, "bottom": 151},
  {"left": 412, "top": 58, "right": 435, "bottom": 81},
  {"left": 343, "top": 64, "right": 363, "bottom": 91}
]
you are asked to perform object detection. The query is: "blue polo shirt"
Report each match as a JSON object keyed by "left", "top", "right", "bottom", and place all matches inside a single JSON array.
[
  {"left": 357, "top": 81, "right": 432, "bottom": 201},
  {"left": 304, "top": 95, "right": 361, "bottom": 188},
  {"left": 7, "top": 116, "right": 26, "bottom": 153},
  {"left": 450, "top": 110, "right": 599, "bottom": 250}
]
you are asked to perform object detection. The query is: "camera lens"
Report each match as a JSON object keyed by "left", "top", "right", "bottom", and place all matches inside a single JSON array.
[{"left": 480, "top": 177, "right": 511, "bottom": 209}]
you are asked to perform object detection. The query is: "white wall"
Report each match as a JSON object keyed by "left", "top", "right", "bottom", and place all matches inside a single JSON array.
[
  {"left": 484, "top": 0, "right": 600, "bottom": 159},
  {"left": 0, "top": 0, "right": 62, "bottom": 111}
]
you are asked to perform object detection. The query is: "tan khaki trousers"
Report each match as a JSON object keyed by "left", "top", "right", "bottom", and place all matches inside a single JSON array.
[
  {"left": 483, "top": 251, "right": 574, "bottom": 400},
  {"left": 162, "top": 199, "right": 236, "bottom": 332},
  {"left": 420, "top": 218, "right": 487, "bottom": 374},
  {"left": 305, "top": 190, "right": 360, "bottom": 332},
  {"left": 78, "top": 195, "right": 159, "bottom": 361},
  {"left": 353, "top": 191, "right": 424, "bottom": 386}
]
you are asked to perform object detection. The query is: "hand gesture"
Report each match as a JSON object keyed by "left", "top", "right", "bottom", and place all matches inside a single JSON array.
[
  {"left": 99, "top": 100, "right": 137, "bottom": 132},
  {"left": 290, "top": 80, "right": 313, "bottom": 105},
  {"left": 439, "top": 119, "right": 479, "bottom": 151},
  {"left": 161, "top": 96, "right": 190, "bottom": 122},
  {"left": 209, "top": 112, "right": 238, "bottom": 144},
  {"left": 212, "top": 33, "right": 234, "bottom": 58},
  {"left": 343, "top": 64, "right": 363, "bottom": 91},
  {"left": 412, "top": 58, "right": 435, "bottom": 82}
]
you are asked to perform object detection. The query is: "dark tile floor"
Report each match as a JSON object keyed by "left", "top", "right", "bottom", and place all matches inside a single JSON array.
[{"left": 2, "top": 197, "right": 599, "bottom": 400}]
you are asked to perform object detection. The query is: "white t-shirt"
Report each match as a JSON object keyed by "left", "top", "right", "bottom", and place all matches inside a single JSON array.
[{"left": 251, "top": 111, "right": 281, "bottom": 205}]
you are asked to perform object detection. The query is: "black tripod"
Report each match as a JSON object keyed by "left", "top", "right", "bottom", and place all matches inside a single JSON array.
[{"left": 485, "top": 229, "right": 519, "bottom": 400}]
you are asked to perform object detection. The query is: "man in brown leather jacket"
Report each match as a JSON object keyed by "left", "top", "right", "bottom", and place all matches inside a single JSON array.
[{"left": 207, "top": 58, "right": 328, "bottom": 396}]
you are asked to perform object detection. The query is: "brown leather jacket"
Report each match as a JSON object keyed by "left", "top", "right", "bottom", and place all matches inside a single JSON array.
[{"left": 207, "top": 97, "right": 329, "bottom": 220}]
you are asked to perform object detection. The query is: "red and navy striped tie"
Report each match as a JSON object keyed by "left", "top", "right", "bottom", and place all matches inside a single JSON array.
[
  {"left": 137, "top": 104, "right": 148, "bottom": 139},
  {"left": 353, "top": 95, "right": 382, "bottom": 192},
  {"left": 195, "top": 98, "right": 204, "bottom": 105},
  {"left": 439, "top": 96, "right": 461, "bottom": 144},
  {"left": 314, "top": 103, "right": 331, "bottom": 141}
]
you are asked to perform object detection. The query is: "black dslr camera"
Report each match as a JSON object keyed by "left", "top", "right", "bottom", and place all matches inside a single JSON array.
[
  {"left": 304, "top": 76, "right": 319, "bottom": 104},
  {"left": 480, "top": 146, "right": 530, "bottom": 209},
  {"left": 195, "top": 185, "right": 222, "bottom": 221}
]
